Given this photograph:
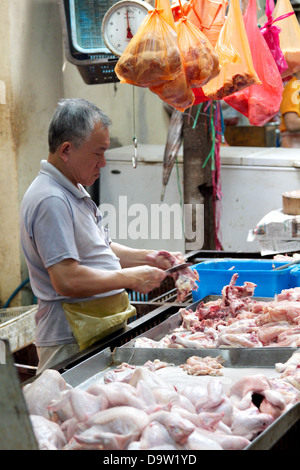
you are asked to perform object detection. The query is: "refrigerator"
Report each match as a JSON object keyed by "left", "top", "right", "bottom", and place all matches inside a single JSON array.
[{"left": 100, "top": 144, "right": 300, "bottom": 253}]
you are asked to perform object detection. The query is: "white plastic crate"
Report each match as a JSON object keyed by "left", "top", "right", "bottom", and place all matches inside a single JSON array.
[{"left": 0, "top": 305, "right": 37, "bottom": 352}]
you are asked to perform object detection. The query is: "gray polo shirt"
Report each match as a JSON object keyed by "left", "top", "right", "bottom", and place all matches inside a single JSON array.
[{"left": 20, "top": 160, "right": 123, "bottom": 346}]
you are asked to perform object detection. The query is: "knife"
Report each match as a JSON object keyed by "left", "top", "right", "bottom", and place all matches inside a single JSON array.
[
  {"left": 165, "top": 262, "right": 191, "bottom": 274},
  {"left": 272, "top": 259, "right": 300, "bottom": 270}
]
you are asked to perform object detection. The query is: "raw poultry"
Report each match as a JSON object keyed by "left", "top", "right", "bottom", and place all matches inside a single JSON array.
[
  {"left": 23, "top": 352, "right": 300, "bottom": 450},
  {"left": 134, "top": 274, "right": 300, "bottom": 349},
  {"left": 154, "top": 250, "right": 199, "bottom": 301}
]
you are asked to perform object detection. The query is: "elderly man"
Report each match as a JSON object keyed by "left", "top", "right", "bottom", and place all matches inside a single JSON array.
[{"left": 20, "top": 98, "right": 175, "bottom": 373}]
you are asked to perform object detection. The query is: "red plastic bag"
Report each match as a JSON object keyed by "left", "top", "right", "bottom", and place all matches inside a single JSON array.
[
  {"left": 224, "top": 0, "right": 283, "bottom": 126},
  {"left": 273, "top": 0, "right": 300, "bottom": 77},
  {"left": 260, "top": 0, "right": 291, "bottom": 74}
]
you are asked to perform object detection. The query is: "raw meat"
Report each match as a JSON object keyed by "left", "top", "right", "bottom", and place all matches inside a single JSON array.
[
  {"left": 24, "top": 355, "right": 300, "bottom": 451},
  {"left": 134, "top": 276, "right": 300, "bottom": 349},
  {"left": 180, "top": 355, "right": 225, "bottom": 376},
  {"left": 154, "top": 250, "right": 199, "bottom": 302},
  {"left": 24, "top": 369, "right": 70, "bottom": 419},
  {"left": 30, "top": 415, "right": 67, "bottom": 450}
]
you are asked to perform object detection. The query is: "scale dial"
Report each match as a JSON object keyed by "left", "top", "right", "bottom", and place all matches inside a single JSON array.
[{"left": 101, "top": 0, "right": 153, "bottom": 57}]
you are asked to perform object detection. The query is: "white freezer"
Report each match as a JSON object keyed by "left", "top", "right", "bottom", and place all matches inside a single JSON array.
[{"left": 100, "top": 145, "right": 300, "bottom": 253}]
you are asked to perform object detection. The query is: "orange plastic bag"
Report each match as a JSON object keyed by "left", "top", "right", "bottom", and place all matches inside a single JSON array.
[
  {"left": 273, "top": 0, "right": 300, "bottom": 77},
  {"left": 175, "top": 14, "right": 220, "bottom": 88},
  {"left": 114, "top": 8, "right": 182, "bottom": 87},
  {"left": 224, "top": 0, "right": 283, "bottom": 126},
  {"left": 181, "top": 0, "right": 228, "bottom": 47},
  {"left": 149, "top": 0, "right": 195, "bottom": 111},
  {"left": 202, "top": 0, "right": 260, "bottom": 100}
]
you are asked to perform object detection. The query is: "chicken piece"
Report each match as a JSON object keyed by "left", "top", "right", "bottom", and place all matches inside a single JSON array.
[
  {"left": 195, "top": 380, "right": 234, "bottom": 427},
  {"left": 277, "top": 286, "right": 300, "bottom": 302},
  {"left": 148, "top": 410, "right": 195, "bottom": 444},
  {"left": 72, "top": 406, "right": 150, "bottom": 450},
  {"left": 197, "top": 379, "right": 225, "bottom": 410},
  {"left": 176, "top": 408, "right": 224, "bottom": 432},
  {"left": 180, "top": 355, "right": 225, "bottom": 376},
  {"left": 23, "top": 369, "right": 70, "bottom": 419},
  {"left": 257, "top": 321, "right": 292, "bottom": 346},
  {"left": 217, "top": 331, "right": 263, "bottom": 348},
  {"left": 269, "top": 378, "right": 300, "bottom": 406},
  {"left": 228, "top": 374, "right": 271, "bottom": 410},
  {"left": 184, "top": 429, "right": 223, "bottom": 450},
  {"left": 153, "top": 250, "right": 199, "bottom": 302},
  {"left": 86, "top": 381, "right": 148, "bottom": 410},
  {"left": 47, "top": 388, "right": 109, "bottom": 423},
  {"left": 275, "top": 351, "right": 300, "bottom": 374},
  {"left": 129, "top": 366, "right": 173, "bottom": 390},
  {"left": 30, "top": 415, "right": 67, "bottom": 450},
  {"left": 230, "top": 407, "right": 274, "bottom": 440},
  {"left": 168, "top": 329, "right": 218, "bottom": 349},
  {"left": 152, "top": 387, "right": 195, "bottom": 413},
  {"left": 263, "top": 300, "right": 300, "bottom": 323},
  {"left": 139, "top": 421, "right": 177, "bottom": 449},
  {"left": 195, "top": 428, "right": 251, "bottom": 450},
  {"left": 179, "top": 384, "right": 208, "bottom": 406},
  {"left": 72, "top": 427, "right": 132, "bottom": 450}
]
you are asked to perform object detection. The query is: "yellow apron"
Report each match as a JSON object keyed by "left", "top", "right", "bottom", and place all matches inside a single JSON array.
[{"left": 62, "top": 291, "right": 136, "bottom": 351}]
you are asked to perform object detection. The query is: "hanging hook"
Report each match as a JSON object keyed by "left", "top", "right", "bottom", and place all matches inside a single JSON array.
[{"left": 132, "top": 136, "right": 138, "bottom": 168}]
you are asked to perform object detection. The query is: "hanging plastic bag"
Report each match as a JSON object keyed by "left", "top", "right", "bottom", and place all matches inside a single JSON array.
[
  {"left": 202, "top": 0, "right": 260, "bottom": 100},
  {"left": 175, "top": 13, "right": 220, "bottom": 88},
  {"left": 182, "top": 0, "right": 228, "bottom": 47},
  {"left": 260, "top": 0, "right": 292, "bottom": 74},
  {"left": 224, "top": 0, "right": 283, "bottom": 126},
  {"left": 149, "top": 0, "right": 195, "bottom": 111},
  {"left": 273, "top": 0, "right": 300, "bottom": 77},
  {"left": 115, "top": 7, "right": 182, "bottom": 87}
]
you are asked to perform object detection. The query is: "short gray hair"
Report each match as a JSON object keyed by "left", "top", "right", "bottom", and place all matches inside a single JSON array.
[{"left": 48, "top": 98, "right": 112, "bottom": 153}]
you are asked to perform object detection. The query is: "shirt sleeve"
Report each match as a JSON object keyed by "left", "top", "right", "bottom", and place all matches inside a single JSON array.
[
  {"left": 280, "top": 78, "right": 300, "bottom": 117},
  {"left": 32, "top": 196, "right": 80, "bottom": 269}
]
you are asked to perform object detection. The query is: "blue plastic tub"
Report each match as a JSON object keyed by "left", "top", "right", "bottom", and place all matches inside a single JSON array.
[{"left": 191, "top": 259, "right": 300, "bottom": 301}]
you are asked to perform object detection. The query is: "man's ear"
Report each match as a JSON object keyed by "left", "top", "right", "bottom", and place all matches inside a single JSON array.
[{"left": 59, "top": 142, "right": 72, "bottom": 163}]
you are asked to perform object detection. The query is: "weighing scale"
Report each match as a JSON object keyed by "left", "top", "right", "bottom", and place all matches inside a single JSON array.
[{"left": 101, "top": 0, "right": 153, "bottom": 57}]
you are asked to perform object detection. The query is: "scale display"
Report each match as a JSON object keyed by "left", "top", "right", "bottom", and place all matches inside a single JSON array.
[{"left": 101, "top": 0, "right": 153, "bottom": 56}]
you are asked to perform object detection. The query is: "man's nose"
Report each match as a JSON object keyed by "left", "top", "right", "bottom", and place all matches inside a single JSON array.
[{"left": 98, "top": 156, "right": 106, "bottom": 168}]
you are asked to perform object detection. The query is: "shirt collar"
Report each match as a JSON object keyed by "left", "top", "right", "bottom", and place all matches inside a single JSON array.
[{"left": 39, "top": 160, "right": 90, "bottom": 199}]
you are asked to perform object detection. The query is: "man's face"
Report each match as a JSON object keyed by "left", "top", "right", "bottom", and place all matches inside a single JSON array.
[{"left": 64, "top": 122, "right": 110, "bottom": 187}]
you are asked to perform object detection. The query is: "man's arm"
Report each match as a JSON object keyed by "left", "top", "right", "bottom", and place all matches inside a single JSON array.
[
  {"left": 47, "top": 257, "right": 166, "bottom": 298},
  {"left": 282, "top": 112, "right": 300, "bottom": 132},
  {"left": 110, "top": 242, "right": 183, "bottom": 270}
]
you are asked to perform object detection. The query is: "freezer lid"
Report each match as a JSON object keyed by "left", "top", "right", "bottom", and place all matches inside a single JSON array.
[
  {"left": 220, "top": 146, "right": 300, "bottom": 168},
  {"left": 105, "top": 144, "right": 183, "bottom": 163}
]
